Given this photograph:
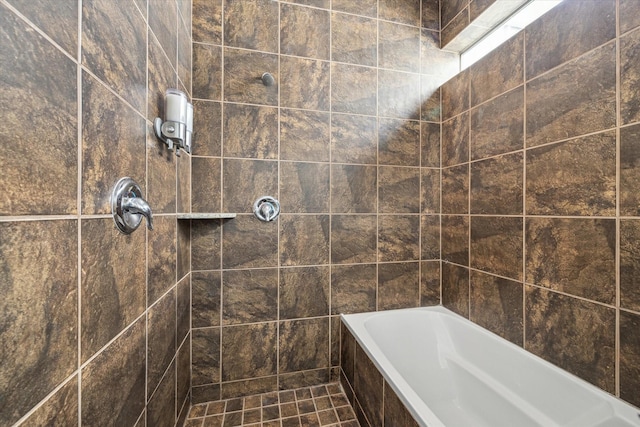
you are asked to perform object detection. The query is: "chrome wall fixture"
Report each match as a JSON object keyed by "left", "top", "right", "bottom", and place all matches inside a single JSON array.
[
  {"left": 261, "top": 72, "right": 275, "bottom": 87},
  {"left": 253, "top": 196, "right": 280, "bottom": 222},
  {"left": 111, "top": 177, "right": 154, "bottom": 234},
  {"left": 153, "top": 88, "right": 193, "bottom": 156}
]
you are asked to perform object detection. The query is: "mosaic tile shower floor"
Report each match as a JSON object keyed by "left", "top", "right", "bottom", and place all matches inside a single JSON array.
[{"left": 183, "top": 383, "right": 360, "bottom": 427}]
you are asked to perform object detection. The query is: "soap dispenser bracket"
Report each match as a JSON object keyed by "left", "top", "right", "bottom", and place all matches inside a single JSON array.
[{"left": 111, "top": 177, "right": 154, "bottom": 234}]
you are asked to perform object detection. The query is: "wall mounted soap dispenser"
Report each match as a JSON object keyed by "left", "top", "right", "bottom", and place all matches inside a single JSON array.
[{"left": 153, "top": 89, "right": 193, "bottom": 155}]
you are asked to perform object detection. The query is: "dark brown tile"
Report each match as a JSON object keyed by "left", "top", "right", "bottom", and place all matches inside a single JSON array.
[
  {"left": 441, "top": 215, "right": 468, "bottom": 266},
  {"left": 280, "top": 267, "right": 329, "bottom": 319},
  {"left": 192, "top": 157, "right": 222, "bottom": 213},
  {"left": 378, "top": 167, "right": 420, "bottom": 213},
  {"left": 333, "top": 0, "right": 376, "bottom": 17},
  {"left": 147, "top": 124, "right": 177, "bottom": 214},
  {"left": 354, "top": 345, "right": 383, "bottom": 427},
  {"left": 223, "top": 159, "right": 278, "bottom": 213},
  {"left": 20, "top": 377, "right": 78, "bottom": 427},
  {"left": 421, "top": 214, "right": 440, "bottom": 260},
  {"left": 378, "top": 262, "right": 420, "bottom": 310},
  {"left": 7, "top": 0, "right": 78, "bottom": 56},
  {"left": 281, "top": 3, "right": 330, "bottom": 60},
  {"left": 470, "top": 32, "right": 523, "bottom": 106},
  {"left": 150, "top": 0, "right": 177, "bottom": 67},
  {"left": 470, "top": 86, "right": 524, "bottom": 160},
  {"left": 192, "top": 328, "right": 221, "bottom": 386},
  {"left": 82, "top": 72, "right": 146, "bottom": 214},
  {"left": 177, "top": 11, "right": 191, "bottom": 92},
  {"left": 191, "top": 220, "right": 222, "bottom": 271},
  {"left": 469, "top": 0, "right": 496, "bottom": 21},
  {"left": 526, "top": 132, "right": 616, "bottom": 216},
  {"left": 147, "top": 290, "right": 176, "bottom": 396},
  {"left": 177, "top": 219, "right": 191, "bottom": 280},
  {"left": 378, "top": 215, "right": 420, "bottom": 262},
  {"left": 177, "top": 276, "right": 191, "bottom": 345},
  {"left": 177, "top": 337, "right": 191, "bottom": 410},
  {"left": 331, "top": 114, "right": 377, "bottom": 165},
  {"left": 441, "top": 0, "right": 466, "bottom": 29},
  {"left": 526, "top": 42, "right": 616, "bottom": 147},
  {"left": 442, "top": 70, "right": 469, "bottom": 120},
  {"left": 223, "top": 103, "right": 278, "bottom": 159},
  {"left": 384, "top": 382, "right": 418, "bottom": 427},
  {"left": 192, "top": 271, "right": 222, "bottom": 328},
  {"left": 0, "top": 221, "right": 77, "bottom": 426},
  {"left": 331, "top": 12, "right": 377, "bottom": 67},
  {"left": 81, "top": 219, "right": 145, "bottom": 361},
  {"left": 221, "top": 323, "right": 278, "bottom": 381},
  {"left": 281, "top": 56, "right": 330, "bottom": 110},
  {"left": 148, "top": 33, "right": 176, "bottom": 123},
  {"left": 379, "top": 0, "right": 420, "bottom": 26},
  {"left": 193, "top": 43, "right": 222, "bottom": 100},
  {"left": 526, "top": 218, "right": 615, "bottom": 304},
  {"left": 421, "top": 122, "right": 440, "bottom": 168},
  {"left": 331, "top": 63, "right": 377, "bottom": 115},
  {"left": 421, "top": 260, "right": 441, "bottom": 306},
  {"left": 525, "top": 0, "right": 615, "bottom": 80},
  {"left": 620, "top": 0, "right": 640, "bottom": 34},
  {"left": 621, "top": 123, "right": 640, "bottom": 216},
  {"left": 222, "top": 215, "right": 278, "bottom": 269},
  {"left": 223, "top": 268, "right": 278, "bottom": 324},
  {"left": 280, "top": 215, "right": 330, "bottom": 266},
  {"left": 378, "top": 119, "right": 420, "bottom": 166},
  {"left": 330, "top": 317, "right": 341, "bottom": 366},
  {"left": 471, "top": 152, "right": 523, "bottom": 215},
  {"left": 378, "top": 69, "right": 421, "bottom": 120},
  {"left": 192, "top": 384, "right": 221, "bottom": 404},
  {"left": 471, "top": 216, "right": 523, "bottom": 281},
  {"left": 280, "top": 162, "right": 330, "bottom": 213},
  {"left": 82, "top": 0, "right": 146, "bottom": 111},
  {"left": 221, "top": 376, "right": 277, "bottom": 399},
  {"left": 442, "top": 164, "right": 469, "bottom": 215},
  {"left": 147, "top": 361, "right": 176, "bottom": 427},
  {"left": 621, "top": 27, "right": 640, "bottom": 125},
  {"left": 525, "top": 286, "right": 615, "bottom": 393},
  {"left": 281, "top": 109, "right": 330, "bottom": 162},
  {"left": 620, "top": 220, "right": 640, "bottom": 312},
  {"left": 331, "top": 164, "right": 377, "bottom": 213},
  {"left": 224, "top": 0, "right": 279, "bottom": 52},
  {"left": 224, "top": 48, "right": 278, "bottom": 105},
  {"left": 421, "top": 78, "right": 442, "bottom": 122},
  {"left": 379, "top": 21, "right": 420, "bottom": 73},
  {"left": 331, "top": 215, "right": 377, "bottom": 264},
  {"left": 470, "top": 271, "right": 523, "bottom": 345},
  {"left": 147, "top": 216, "right": 177, "bottom": 305},
  {"left": 279, "top": 318, "right": 330, "bottom": 373},
  {"left": 441, "top": 7, "right": 468, "bottom": 48},
  {"left": 422, "top": 0, "right": 439, "bottom": 30},
  {"left": 193, "top": 0, "right": 222, "bottom": 44},
  {"left": 331, "top": 264, "right": 377, "bottom": 315},
  {"left": 341, "top": 324, "right": 356, "bottom": 386},
  {"left": 620, "top": 310, "right": 640, "bottom": 408},
  {"left": 421, "top": 168, "right": 440, "bottom": 214},
  {"left": 442, "top": 112, "right": 469, "bottom": 167},
  {"left": 81, "top": 318, "right": 146, "bottom": 427},
  {"left": 442, "top": 263, "right": 469, "bottom": 318}
]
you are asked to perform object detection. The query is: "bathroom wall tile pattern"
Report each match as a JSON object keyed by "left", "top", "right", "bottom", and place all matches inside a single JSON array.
[{"left": 2, "top": 0, "right": 193, "bottom": 425}]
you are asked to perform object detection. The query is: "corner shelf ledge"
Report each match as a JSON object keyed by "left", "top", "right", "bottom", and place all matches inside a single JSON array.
[{"left": 177, "top": 213, "right": 237, "bottom": 220}]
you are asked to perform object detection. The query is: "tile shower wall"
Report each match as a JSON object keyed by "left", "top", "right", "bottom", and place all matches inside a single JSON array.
[
  {"left": 1, "top": 0, "right": 192, "bottom": 425},
  {"left": 440, "top": 0, "right": 640, "bottom": 408},
  {"left": 189, "top": 0, "right": 455, "bottom": 402}
]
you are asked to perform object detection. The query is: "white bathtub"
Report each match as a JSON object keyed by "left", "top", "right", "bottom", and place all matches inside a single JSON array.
[{"left": 342, "top": 306, "right": 640, "bottom": 427}]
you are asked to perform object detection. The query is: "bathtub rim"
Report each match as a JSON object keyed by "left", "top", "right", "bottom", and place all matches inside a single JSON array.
[{"left": 341, "top": 305, "right": 640, "bottom": 427}]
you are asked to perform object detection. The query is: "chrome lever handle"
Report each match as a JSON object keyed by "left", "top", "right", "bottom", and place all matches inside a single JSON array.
[
  {"left": 111, "top": 177, "right": 154, "bottom": 234},
  {"left": 253, "top": 196, "right": 280, "bottom": 222}
]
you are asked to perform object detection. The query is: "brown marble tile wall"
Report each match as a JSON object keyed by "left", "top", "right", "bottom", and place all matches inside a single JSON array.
[
  {"left": 1, "top": 0, "right": 192, "bottom": 425},
  {"left": 438, "top": 0, "right": 640, "bottom": 409},
  {"left": 190, "top": 0, "right": 455, "bottom": 403}
]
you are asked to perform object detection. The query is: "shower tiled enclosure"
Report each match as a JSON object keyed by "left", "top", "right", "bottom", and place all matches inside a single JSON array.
[{"left": 1, "top": 0, "right": 639, "bottom": 427}]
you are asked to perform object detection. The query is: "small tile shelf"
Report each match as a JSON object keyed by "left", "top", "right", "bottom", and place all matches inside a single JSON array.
[{"left": 177, "top": 213, "right": 236, "bottom": 220}]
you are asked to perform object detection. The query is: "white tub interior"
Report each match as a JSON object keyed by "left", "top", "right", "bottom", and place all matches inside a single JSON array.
[{"left": 342, "top": 306, "right": 640, "bottom": 427}]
